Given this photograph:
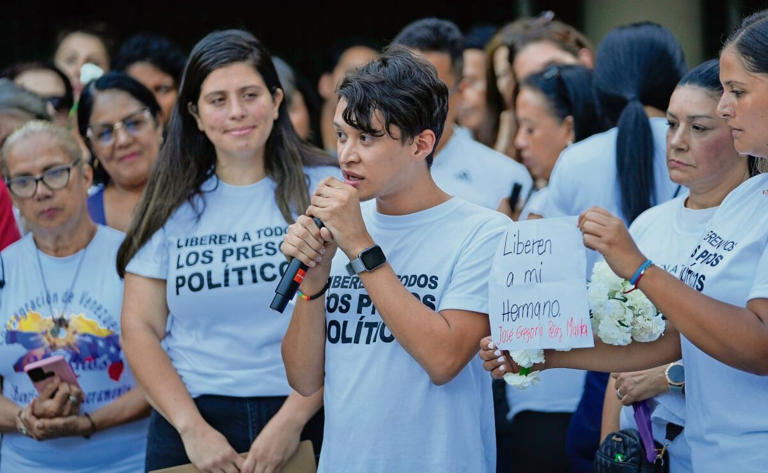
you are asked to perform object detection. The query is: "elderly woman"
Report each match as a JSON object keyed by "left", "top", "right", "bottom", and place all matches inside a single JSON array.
[{"left": 0, "top": 121, "right": 148, "bottom": 472}]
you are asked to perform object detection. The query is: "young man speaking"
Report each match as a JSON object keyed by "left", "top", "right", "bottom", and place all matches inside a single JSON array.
[{"left": 281, "top": 46, "right": 507, "bottom": 472}]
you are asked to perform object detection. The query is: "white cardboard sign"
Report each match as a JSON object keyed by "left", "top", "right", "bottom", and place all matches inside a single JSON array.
[{"left": 489, "top": 217, "right": 594, "bottom": 351}]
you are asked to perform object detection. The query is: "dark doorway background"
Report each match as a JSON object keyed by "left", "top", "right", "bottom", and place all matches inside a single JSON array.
[{"left": 0, "top": 0, "right": 764, "bottom": 85}]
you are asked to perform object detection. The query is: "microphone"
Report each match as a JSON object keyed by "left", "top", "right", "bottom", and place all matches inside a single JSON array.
[{"left": 270, "top": 217, "right": 324, "bottom": 313}]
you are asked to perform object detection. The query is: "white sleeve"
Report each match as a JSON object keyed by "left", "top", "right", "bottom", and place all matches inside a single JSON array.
[
  {"left": 542, "top": 154, "right": 571, "bottom": 218},
  {"left": 438, "top": 216, "right": 507, "bottom": 314},
  {"left": 747, "top": 242, "right": 768, "bottom": 301},
  {"left": 125, "top": 226, "right": 169, "bottom": 280}
]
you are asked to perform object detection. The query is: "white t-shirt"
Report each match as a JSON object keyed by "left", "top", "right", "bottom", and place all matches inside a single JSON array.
[
  {"left": 318, "top": 198, "right": 507, "bottom": 473},
  {"left": 519, "top": 186, "right": 549, "bottom": 220},
  {"left": 617, "top": 195, "right": 716, "bottom": 473},
  {"left": 676, "top": 173, "right": 768, "bottom": 473},
  {"left": 505, "top": 368, "right": 585, "bottom": 420},
  {"left": 126, "top": 166, "right": 339, "bottom": 398},
  {"left": 544, "top": 117, "right": 683, "bottom": 274},
  {"left": 431, "top": 126, "right": 533, "bottom": 210},
  {"left": 0, "top": 226, "right": 146, "bottom": 473}
]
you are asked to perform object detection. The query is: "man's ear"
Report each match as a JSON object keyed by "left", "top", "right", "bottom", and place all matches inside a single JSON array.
[
  {"left": 412, "top": 129, "right": 437, "bottom": 162},
  {"left": 187, "top": 102, "right": 204, "bottom": 131}
]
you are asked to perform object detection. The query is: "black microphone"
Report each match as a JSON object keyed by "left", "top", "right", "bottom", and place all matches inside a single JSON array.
[{"left": 270, "top": 217, "right": 324, "bottom": 313}]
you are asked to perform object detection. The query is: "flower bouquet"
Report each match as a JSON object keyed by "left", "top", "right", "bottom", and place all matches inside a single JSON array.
[{"left": 588, "top": 261, "right": 665, "bottom": 346}]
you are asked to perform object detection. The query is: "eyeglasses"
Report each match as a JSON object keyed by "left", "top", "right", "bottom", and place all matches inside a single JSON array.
[
  {"left": 5, "top": 159, "right": 81, "bottom": 198},
  {"left": 86, "top": 108, "right": 154, "bottom": 147}
]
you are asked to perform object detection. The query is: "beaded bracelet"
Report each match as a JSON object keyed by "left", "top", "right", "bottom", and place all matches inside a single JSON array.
[
  {"left": 297, "top": 280, "right": 331, "bottom": 301},
  {"left": 624, "top": 259, "right": 653, "bottom": 294}
]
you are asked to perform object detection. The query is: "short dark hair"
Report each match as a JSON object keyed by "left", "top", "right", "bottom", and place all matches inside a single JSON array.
[
  {"left": 337, "top": 45, "right": 448, "bottom": 166},
  {"left": 391, "top": 18, "right": 464, "bottom": 78},
  {"left": 54, "top": 24, "right": 114, "bottom": 65},
  {"left": 113, "top": 33, "right": 187, "bottom": 86}
]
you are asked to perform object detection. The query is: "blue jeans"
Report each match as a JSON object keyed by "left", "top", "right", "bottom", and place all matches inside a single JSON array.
[{"left": 145, "top": 394, "right": 323, "bottom": 471}]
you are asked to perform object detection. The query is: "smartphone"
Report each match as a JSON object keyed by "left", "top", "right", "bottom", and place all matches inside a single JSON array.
[{"left": 24, "top": 355, "right": 80, "bottom": 394}]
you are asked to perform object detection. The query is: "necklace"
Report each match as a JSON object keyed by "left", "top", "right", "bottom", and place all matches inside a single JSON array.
[{"left": 34, "top": 236, "right": 90, "bottom": 336}]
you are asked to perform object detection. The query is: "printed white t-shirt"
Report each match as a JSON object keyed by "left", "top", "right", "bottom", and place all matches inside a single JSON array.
[
  {"left": 544, "top": 118, "right": 683, "bottom": 274},
  {"left": 617, "top": 195, "right": 716, "bottom": 473},
  {"left": 431, "top": 125, "right": 533, "bottom": 210},
  {"left": 675, "top": 173, "right": 768, "bottom": 473},
  {"left": 126, "top": 166, "right": 339, "bottom": 398},
  {"left": 0, "top": 226, "right": 146, "bottom": 473},
  {"left": 318, "top": 197, "right": 507, "bottom": 473}
]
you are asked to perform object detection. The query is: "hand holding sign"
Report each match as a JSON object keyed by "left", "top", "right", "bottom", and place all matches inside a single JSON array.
[{"left": 488, "top": 217, "right": 594, "bottom": 387}]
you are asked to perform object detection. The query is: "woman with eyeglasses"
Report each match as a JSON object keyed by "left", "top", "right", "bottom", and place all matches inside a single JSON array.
[
  {"left": 77, "top": 72, "right": 162, "bottom": 232},
  {"left": 0, "top": 121, "right": 149, "bottom": 472}
]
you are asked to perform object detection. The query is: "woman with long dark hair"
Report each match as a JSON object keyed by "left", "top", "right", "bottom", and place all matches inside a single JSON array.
[
  {"left": 119, "top": 30, "right": 337, "bottom": 472},
  {"left": 545, "top": 22, "right": 687, "bottom": 227},
  {"left": 78, "top": 72, "right": 163, "bottom": 232},
  {"left": 483, "top": 12, "right": 768, "bottom": 473},
  {"left": 533, "top": 23, "right": 686, "bottom": 472}
]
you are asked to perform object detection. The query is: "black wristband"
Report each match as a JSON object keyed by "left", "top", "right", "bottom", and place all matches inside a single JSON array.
[
  {"left": 297, "top": 279, "right": 331, "bottom": 301},
  {"left": 83, "top": 412, "right": 96, "bottom": 439}
]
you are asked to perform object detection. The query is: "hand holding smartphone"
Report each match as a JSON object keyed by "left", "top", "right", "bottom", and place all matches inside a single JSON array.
[
  {"left": 24, "top": 355, "right": 83, "bottom": 418},
  {"left": 24, "top": 355, "right": 80, "bottom": 394}
]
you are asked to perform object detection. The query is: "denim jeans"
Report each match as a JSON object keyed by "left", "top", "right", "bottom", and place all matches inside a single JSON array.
[{"left": 145, "top": 394, "right": 323, "bottom": 471}]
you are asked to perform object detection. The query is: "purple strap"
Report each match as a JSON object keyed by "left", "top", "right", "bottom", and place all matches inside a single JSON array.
[{"left": 633, "top": 401, "right": 658, "bottom": 463}]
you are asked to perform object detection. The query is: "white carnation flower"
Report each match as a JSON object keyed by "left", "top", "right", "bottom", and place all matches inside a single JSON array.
[
  {"left": 591, "top": 262, "right": 621, "bottom": 286},
  {"left": 503, "top": 370, "right": 541, "bottom": 389},
  {"left": 632, "top": 313, "right": 665, "bottom": 342},
  {"left": 597, "top": 316, "right": 632, "bottom": 346},
  {"left": 625, "top": 290, "right": 656, "bottom": 317},
  {"left": 605, "top": 299, "right": 633, "bottom": 326},
  {"left": 79, "top": 63, "right": 104, "bottom": 85},
  {"left": 588, "top": 281, "right": 611, "bottom": 315},
  {"left": 509, "top": 349, "right": 545, "bottom": 368}
]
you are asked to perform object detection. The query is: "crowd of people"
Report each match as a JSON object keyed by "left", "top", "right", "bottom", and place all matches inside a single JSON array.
[{"left": 0, "top": 9, "right": 766, "bottom": 473}]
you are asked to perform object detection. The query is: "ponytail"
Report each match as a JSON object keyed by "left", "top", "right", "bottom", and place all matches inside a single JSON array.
[
  {"left": 593, "top": 22, "right": 686, "bottom": 222},
  {"left": 615, "top": 99, "right": 655, "bottom": 222}
]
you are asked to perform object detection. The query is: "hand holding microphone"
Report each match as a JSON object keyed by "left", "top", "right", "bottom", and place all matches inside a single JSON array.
[{"left": 272, "top": 216, "right": 336, "bottom": 312}]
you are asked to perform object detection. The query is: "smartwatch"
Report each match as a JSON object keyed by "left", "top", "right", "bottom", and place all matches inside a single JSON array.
[
  {"left": 665, "top": 362, "right": 685, "bottom": 394},
  {"left": 346, "top": 245, "right": 386, "bottom": 275}
]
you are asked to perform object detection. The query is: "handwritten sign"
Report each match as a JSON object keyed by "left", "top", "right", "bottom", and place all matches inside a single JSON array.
[{"left": 489, "top": 217, "right": 594, "bottom": 351}]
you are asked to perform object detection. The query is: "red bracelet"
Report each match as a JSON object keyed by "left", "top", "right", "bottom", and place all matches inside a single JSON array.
[{"left": 624, "top": 266, "right": 651, "bottom": 294}]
